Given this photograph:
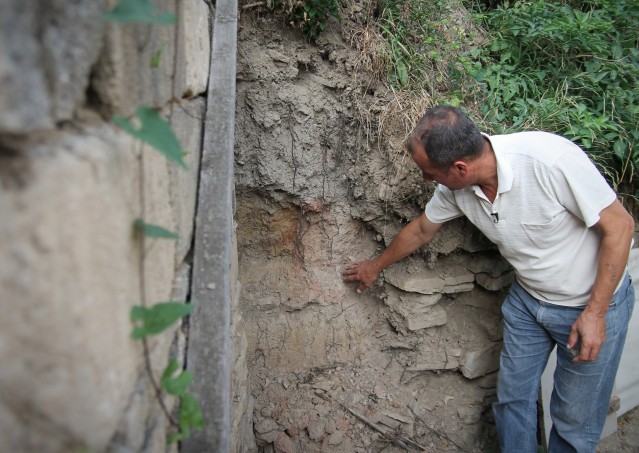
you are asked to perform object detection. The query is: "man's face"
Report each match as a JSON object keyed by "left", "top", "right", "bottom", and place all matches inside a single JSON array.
[{"left": 410, "top": 144, "right": 467, "bottom": 191}]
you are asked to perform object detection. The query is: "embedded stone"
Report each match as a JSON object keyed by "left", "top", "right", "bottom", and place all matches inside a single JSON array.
[
  {"left": 255, "top": 418, "right": 279, "bottom": 435},
  {"left": 384, "top": 267, "right": 445, "bottom": 295},
  {"left": 307, "top": 419, "right": 326, "bottom": 442},
  {"left": 443, "top": 282, "right": 475, "bottom": 294},
  {"left": 458, "top": 406, "right": 482, "bottom": 424},
  {"left": 327, "top": 430, "right": 344, "bottom": 446},
  {"left": 274, "top": 432, "right": 295, "bottom": 453},
  {"left": 443, "top": 265, "right": 475, "bottom": 286},
  {"left": 467, "top": 254, "right": 512, "bottom": 277},
  {"left": 476, "top": 272, "right": 514, "bottom": 292},
  {"left": 459, "top": 344, "right": 502, "bottom": 379},
  {"left": 406, "top": 305, "right": 447, "bottom": 331}
]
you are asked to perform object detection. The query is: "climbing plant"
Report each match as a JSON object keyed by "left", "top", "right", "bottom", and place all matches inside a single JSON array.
[{"left": 106, "top": 0, "right": 203, "bottom": 444}]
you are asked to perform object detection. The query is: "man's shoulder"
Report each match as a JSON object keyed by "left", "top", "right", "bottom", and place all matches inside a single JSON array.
[
  {"left": 489, "top": 130, "right": 574, "bottom": 147},
  {"left": 488, "top": 131, "right": 582, "bottom": 164}
]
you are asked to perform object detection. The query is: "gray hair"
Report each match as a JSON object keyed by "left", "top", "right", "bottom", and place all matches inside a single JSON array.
[{"left": 407, "top": 105, "right": 484, "bottom": 170}]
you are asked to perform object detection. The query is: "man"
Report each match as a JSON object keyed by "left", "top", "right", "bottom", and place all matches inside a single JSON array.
[{"left": 342, "top": 105, "right": 635, "bottom": 452}]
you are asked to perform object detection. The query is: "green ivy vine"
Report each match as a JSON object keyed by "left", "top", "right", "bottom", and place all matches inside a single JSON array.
[{"left": 106, "top": 0, "right": 203, "bottom": 444}]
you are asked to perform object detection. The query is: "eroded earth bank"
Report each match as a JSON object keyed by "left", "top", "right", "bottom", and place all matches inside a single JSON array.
[{"left": 234, "top": 7, "right": 512, "bottom": 452}]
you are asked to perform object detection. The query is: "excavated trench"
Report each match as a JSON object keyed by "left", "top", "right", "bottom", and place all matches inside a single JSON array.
[{"left": 233, "top": 10, "right": 511, "bottom": 452}]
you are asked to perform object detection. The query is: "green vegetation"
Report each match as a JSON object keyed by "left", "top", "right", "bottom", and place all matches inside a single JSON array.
[
  {"left": 369, "top": 0, "right": 639, "bottom": 198},
  {"left": 113, "top": 107, "right": 187, "bottom": 169},
  {"left": 293, "top": 0, "right": 341, "bottom": 40},
  {"left": 276, "top": 0, "right": 340, "bottom": 41},
  {"left": 266, "top": 0, "right": 639, "bottom": 194},
  {"left": 376, "top": 0, "right": 478, "bottom": 101},
  {"left": 468, "top": 0, "right": 639, "bottom": 196},
  {"left": 378, "top": 0, "right": 440, "bottom": 89},
  {"left": 104, "top": 0, "right": 176, "bottom": 24}
]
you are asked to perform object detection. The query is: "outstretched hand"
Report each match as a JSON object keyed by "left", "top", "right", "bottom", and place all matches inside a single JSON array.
[{"left": 342, "top": 260, "right": 380, "bottom": 293}]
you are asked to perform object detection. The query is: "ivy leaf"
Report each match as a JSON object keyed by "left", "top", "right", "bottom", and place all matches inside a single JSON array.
[
  {"left": 166, "top": 393, "right": 204, "bottom": 444},
  {"left": 134, "top": 218, "right": 179, "bottom": 240},
  {"left": 113, "top": 107, "right": 186, "bottom": 169},
  {"left": 179, "top": 393, "right": 204, "bottom": 433},
  {"left": 104, "top": 0, "right": 176, "bottom": 24},
  {"left": 150, "top": 46, "right": 164, "bottom": 68},
  {"left": 161, "top": 359, "right": 193, "bottom": 396},
  {"left": 166, "top": 431, "right": 184, "bottom": 444},
  {"left": 130, "top": 302, "right": 193, "bottom": 339}
]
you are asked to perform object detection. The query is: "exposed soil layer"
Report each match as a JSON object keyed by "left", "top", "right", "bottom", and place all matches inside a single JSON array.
[{"left": 235, "top": 7, "right": 510, "bottom": 452}]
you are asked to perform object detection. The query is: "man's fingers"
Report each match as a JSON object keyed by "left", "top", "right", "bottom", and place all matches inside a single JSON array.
[
  {"left": 566, "top": 326, "right": 579, "bottom": 350},
  {"left": 342, "top": 263, "right": 361, "bottom": 273},
  {"left": 573, "top": 337, "right": 603, "bottom": 362},
  {"left": 341, "top": 261, "right": 378, "bottom": 293},
  {"left": 574, "top": 345, "right": 599, "bottom": 362},
  {"left": 342, "top": 268, "right": 360, "bottom": 279}
]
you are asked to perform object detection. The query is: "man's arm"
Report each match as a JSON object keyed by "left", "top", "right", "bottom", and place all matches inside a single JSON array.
[
  {"left": 342, "top": 213, "right": 443, "bottom": 293},
  {"left": 568, "top": 199, "right": 635, "bottom": 362}
]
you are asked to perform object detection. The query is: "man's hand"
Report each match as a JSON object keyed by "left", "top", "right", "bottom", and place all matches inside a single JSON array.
[
  {"left": 567, "top": 306, "right": 607, "bottom": 362},
  {"left": 341, "top": 214, "right": 443, "bottom": 294},
  {"left": 567, "top": 199, "right": 634, "bottom": 363},
  {"left": 342, "top": 260, "right": 381, "bottom": 293}
]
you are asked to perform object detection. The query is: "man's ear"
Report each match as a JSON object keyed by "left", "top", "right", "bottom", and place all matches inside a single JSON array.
[{"left": 453, "top": 161, "right": 468, "bottom": 176}]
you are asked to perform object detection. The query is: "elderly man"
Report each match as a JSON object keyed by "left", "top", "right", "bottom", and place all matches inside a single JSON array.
[{"left": 342, "top": 105, "right": 635, "bottom": 452}]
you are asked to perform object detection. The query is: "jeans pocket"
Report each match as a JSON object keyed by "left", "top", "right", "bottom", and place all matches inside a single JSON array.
[
  {"left": 609, "top": 275, "right": 632, "bottom": 309},
  {"left": 626, "top": 282, "right": 636, "bottom": 319}
]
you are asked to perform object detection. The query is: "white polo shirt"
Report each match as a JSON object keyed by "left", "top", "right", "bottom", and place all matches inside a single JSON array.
[{"left": 425, "top": 131, "right": 618, "bottom": 307}]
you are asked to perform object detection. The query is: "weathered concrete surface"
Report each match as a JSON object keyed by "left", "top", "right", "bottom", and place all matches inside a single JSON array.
[
  {"left": 168, "top": 98, "right": 206, "bottom": 266},
  {"left": 92, "top": 0, "right": 210, "bottom": 117},
  {"left": 0, "top": 99, "right": 208, "bottom": 449},
  {"left": 183, "top": 0, "right": 244, "bottom": 450},
  {"left": 0, "top": 125, "right": 171, "bottom": 451},
  {"left": 0, "top": 0, "right": 212, "bottom": 443},
  {"left": 0, "top": 0, "right": 107, "bottom": 133}
]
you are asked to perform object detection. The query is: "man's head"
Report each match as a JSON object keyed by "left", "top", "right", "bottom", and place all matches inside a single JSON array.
[{"left": 407, "top": 105, "right": 484, "bottom": 189}]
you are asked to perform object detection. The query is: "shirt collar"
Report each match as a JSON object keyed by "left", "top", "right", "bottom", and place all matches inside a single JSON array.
[{"left": 471, "top": 133, "right": 513, "bottom": 196}]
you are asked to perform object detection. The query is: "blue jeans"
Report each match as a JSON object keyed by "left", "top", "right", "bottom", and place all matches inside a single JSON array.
[{"left": 493, "top": 275, "right": 634, "bottom": 453}]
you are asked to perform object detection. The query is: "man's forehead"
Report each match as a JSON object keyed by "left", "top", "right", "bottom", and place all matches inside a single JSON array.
[{"left": 408, "top": 136, "right": 426, "bottom": 155}]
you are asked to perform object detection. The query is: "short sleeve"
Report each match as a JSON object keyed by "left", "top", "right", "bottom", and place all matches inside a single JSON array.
[
  {"left": 549, "top": 144, "right": 616, "bottom": 227},
  {"left": 425, "top": 184, "right": 464, "bottom": 223}
]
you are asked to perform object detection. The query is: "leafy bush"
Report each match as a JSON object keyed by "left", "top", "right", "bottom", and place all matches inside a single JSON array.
[
  {"left": 467, "top": 0, "right": 639, "bottom": 196},
  {"left": 289, "top": 0, "right": 341, "bottom": 41}
]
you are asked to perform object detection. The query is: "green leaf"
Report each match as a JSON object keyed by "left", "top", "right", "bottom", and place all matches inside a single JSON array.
[
  {"left": 150, "top": 46, "right": 164, "bottom": 68},
  {"left": 613, "top": 140, "right": 627, "bottom": 159},
  {"left": 179, "top": 393, "right": 204, "bottom": 433},
  {"left": 134, "top": 218, "right": 179, "bottom": 240},
  {"left": 166, "top": 432, "right": 184, "bottom": 444},
  {"left": 166, "top": 393, "right": 204, "bottom": 444},
  {"left": 104, "top": 0, "right": 176, "bottom": 24},
  {"left": 396, "top": 61, "right": 409, "bottom": 87},
  {"left": 130, "top": 302, "right": 193, "bottom": 339},
  {"left": 161, "top": 359, "right": 193, "bottom": 396},
  {"left": 112, "top": 106, "right": 186, "bottom": 169}
]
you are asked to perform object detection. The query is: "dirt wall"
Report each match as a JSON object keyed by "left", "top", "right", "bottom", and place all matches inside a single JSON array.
[{"left": 235, "top": 9, "right": 511, "bottom": 452}]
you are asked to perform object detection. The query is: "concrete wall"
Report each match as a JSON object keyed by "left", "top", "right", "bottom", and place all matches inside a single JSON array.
[{"left": 0, "top": 1, "right": 234, "bottom": 451}]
